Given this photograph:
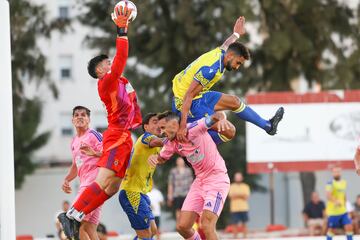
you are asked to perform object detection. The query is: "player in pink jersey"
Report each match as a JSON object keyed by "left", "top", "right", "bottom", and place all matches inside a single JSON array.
[
  {"left": 59, "top": 106, "right": 103, "bottom": 240},
  {"left": 149, "top": 112, "right": 232, "bottom": 240}
]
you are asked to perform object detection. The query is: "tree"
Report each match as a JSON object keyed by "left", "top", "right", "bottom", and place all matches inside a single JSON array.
[
  {"left": 10, "top": 0, "right": 68, "bottom": 188},
  {"left": 77, "top": 0, "right": 360, "bottom": 223}
]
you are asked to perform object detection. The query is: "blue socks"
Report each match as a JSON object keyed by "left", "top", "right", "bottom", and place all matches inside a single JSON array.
[
  {"left": 346, "top": 233, "right": 353, "bottom": 240},
  {"left": 326, "top": 231, "right": 352, "bottom": 240},
  {"left": 233, "top": 105, "right": 271, "bottom": 131}
]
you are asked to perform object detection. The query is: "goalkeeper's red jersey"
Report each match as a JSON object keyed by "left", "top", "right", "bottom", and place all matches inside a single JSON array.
[{"left": 97, "top": 38, "right": 142, "bottom": 130}]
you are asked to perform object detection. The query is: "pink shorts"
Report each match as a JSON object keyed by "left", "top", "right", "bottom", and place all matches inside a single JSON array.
[
  {"left": 73, "top": 186, "right": 102, "bottom": 225},
  {"left": 181, "top": 172, "right": 230, "bottom": 217}
]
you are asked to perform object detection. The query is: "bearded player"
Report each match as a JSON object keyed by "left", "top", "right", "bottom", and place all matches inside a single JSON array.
[
  {"left": 59, "top": 5, "right": 142, "bottom": 238},
  {"left": 148, "top": 112, "right": 232, "bottom": 240},
  {"left": 172, "top": 16, "right": 284, "bottom": 143}
]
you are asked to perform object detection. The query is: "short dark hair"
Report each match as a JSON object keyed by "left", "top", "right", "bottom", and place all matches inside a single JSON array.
[
  {"left": 87, "top": 54, "right": 109, "bottom": 79},
  {"left": 162, "top": 112, "right": 180, "bottom": 123},
  {"left": 72, "top": 106, "right": 91, "bottom": 117},
  {"left": 157, "top": 110, "right": 173, "bottom": 121},
  {"left": 227, "top": 42, "right": 250, "bottom": 60},
  {"left": 142, "top": 112, "right": 158, "bottom": 132}
]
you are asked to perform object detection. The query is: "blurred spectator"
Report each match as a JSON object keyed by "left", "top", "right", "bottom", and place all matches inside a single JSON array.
[
  {"left": 55, "top": 200, "right": 70, "bottom": 240},
  {"left": 353, "top": 195, "right": 360, "bottom": 234},
  {"left": 228, "top": 172, "right": 250, "bottom": 238},
  {"left": 346, "top": 200, "right": 359, "bottom": 235},
  {"left": 354, "top": 141, "right": 360, "bottom": 176},
  {"left": 167, "top": 157, "right": 193, "bottom": 222},
  {"left": 148, "top": 184, "right": 164, "bottom": 239},
  {"left": 302, "top": 191, "right": 326, "bottom": 236},
  {"left": 97, "top": 222, "right": 107, "bottom": 240},
  {"left": 354, "top": 195, "right": 360, "bottom": 213}
]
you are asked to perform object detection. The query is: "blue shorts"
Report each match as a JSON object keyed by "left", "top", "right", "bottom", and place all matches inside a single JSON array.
[
  {"left": 119, "top": 190, "right": 154, "bottom": 230},
  {"left": 172, "top": 91, "right": 222, "bottom": 123},
  {"left": 231, "top": 211, "right": 249, "bottom": 224},
  {"left": 327, "top": 213, "right": 352, "bottom": 229}
]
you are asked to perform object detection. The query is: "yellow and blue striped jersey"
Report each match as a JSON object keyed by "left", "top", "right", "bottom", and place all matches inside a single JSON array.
[
  {"left": 172, "top": 47, "right": 225, "bottom": 110},
  {"left": 121, "top": 132, "right": 161, "bottom": 194},
  {"left": 325, "top": 179, "right": 347, "bottom": 216}
]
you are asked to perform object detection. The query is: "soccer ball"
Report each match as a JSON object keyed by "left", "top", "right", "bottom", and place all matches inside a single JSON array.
[{"left": 113, "top": 0, "right": 137, "bottom": 22}]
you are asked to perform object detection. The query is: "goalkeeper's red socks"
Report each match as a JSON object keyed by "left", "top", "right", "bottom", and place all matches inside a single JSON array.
[
  {"left": 82, "top": 189, "right": 110, "bottom": 214},
  {"left": 68, "top": 182, "right": 110, "bottom": 221}
]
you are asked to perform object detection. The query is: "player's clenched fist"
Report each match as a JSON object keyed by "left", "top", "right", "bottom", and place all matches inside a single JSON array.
[
  {"left": 148, "top": 154, "right": 159, "bottom": 167},
  {"left": 62, "top": 179, "right": 72, "bottom": 194}
]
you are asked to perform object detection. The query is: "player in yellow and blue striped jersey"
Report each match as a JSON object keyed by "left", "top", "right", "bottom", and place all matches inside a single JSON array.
[
  {"left": 172, "top": 16, "right": 284, "bottom": 144},
  {"left": 119, "top": 113, "right": 164, "bottom": 240},
  {"left": 325, "top": 167, "right": 353, "bottom": 240}
]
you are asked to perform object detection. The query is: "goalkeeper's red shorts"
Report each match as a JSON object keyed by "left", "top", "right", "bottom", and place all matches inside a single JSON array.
[{"left": 97, "top": 128, "right": 132, "bottom": 178}]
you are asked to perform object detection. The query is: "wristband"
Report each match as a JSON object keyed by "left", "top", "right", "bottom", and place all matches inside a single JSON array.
[
  {"left": 233, "top": 32, "right": 240, "bottom": 38},
  {"left": 117, "top": 27, "right": 127, "bottom": 36},
  {"left": 205, "top": 115, "right": 215, "bottom": 128}
]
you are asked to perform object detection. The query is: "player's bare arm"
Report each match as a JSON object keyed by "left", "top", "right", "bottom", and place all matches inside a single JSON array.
[
  {"left": 148, "top": 154, "right": 167, "bottom": 167},
  {"left": 354, "top": 146, "right": 360, "bottom": 175},
  {"left": 62, "top": 162, "right": 77, "bottom": 194},
  {"left": 232, "top": 192, "right": 249, "bottom": 199},
  {"left": 148, "top": 137, "right": 165, "bottom": 148},
  {"left": 220, "top": 16, "right": 246, "bottom": 51},
  {"left": 177, "top": 81, "right": 204, "bottom": 142}
]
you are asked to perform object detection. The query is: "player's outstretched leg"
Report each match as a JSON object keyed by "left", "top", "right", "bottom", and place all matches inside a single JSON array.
[
  {"left": 214, "top": 93, "right": 284, "bottom": 135},
  {"left": 266, "top": 107, "right": 284, "bottom": 135},
  {"left": 67, "top": 168, "right": 121, "bottom": 222}
]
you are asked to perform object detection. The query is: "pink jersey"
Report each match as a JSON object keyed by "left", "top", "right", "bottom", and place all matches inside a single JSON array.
[
  {"left": 71, "top": 129, "right": 103, "bottom": 188},
  {"left": 160, "top": 118, "right": 227, "bottom": 179}
]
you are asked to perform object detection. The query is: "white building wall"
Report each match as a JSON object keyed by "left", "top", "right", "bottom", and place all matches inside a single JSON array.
[{"left": 27, "top": 0, "right": 108, "bottom": 163}]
